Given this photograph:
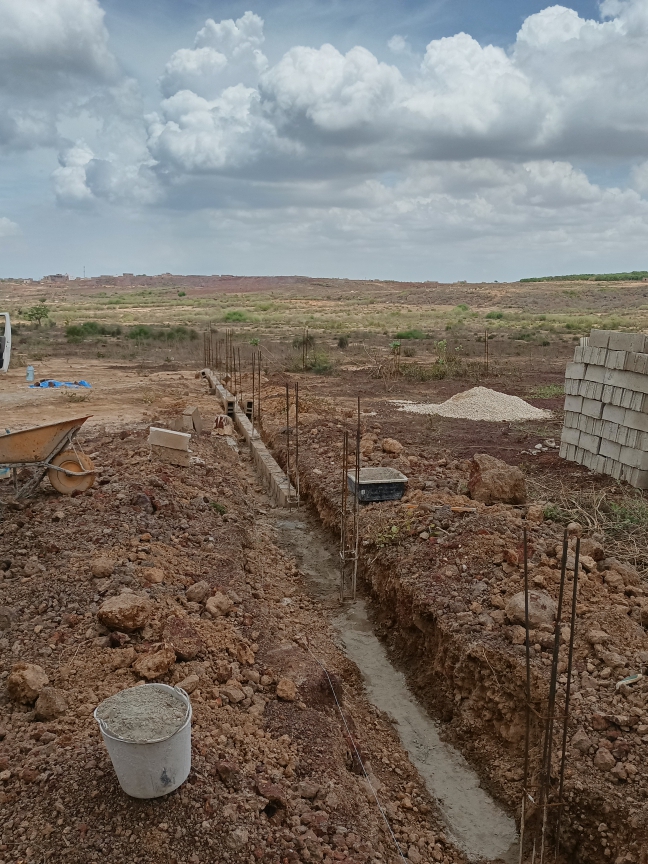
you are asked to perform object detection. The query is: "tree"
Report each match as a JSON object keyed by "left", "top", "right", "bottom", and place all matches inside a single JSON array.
[{"left": 25, "top": 304, "right": 49, "bottom": 327}]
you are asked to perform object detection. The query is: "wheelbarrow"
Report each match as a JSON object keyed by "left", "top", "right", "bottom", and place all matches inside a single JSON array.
[{"left": 0, "top": 416, "right": 96, "bottom": 500}]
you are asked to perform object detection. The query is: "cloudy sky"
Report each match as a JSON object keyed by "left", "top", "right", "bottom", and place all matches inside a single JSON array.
[{"left": 1, "top": 0, "right": 648, "bottom": 282}]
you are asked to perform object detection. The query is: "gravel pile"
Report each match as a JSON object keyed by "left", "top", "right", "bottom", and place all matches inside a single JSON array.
[
  {"left": 392, "top": 386, "right": 552, "bottom": 422},
  {"left": 96, "top": 686, "right": 188, "bottom": 742}
]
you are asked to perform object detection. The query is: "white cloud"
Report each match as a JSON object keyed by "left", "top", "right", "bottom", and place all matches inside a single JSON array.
[
  {"left": 387, "top": 35, "right": 408, "bottom": 53},
  {"left": 0, "top": 216, "right": 19, "bottom": 238}
]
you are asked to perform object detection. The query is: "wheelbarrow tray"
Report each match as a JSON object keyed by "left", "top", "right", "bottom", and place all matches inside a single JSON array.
[{"left": 0, "top": 416, "right": 92, "bottom": 465}]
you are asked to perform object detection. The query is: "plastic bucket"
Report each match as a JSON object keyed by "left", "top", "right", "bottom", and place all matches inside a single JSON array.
[{"left": 94, "top": 684, "right": 192, "bottom": 799}]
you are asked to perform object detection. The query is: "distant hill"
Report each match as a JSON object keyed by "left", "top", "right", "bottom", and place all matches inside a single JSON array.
[{"left": 521, "top": 271, "right": 648, "bottom": 283}]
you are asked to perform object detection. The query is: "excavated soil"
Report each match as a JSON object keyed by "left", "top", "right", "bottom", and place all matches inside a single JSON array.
[
  {"left": 257, "top": 374, "right": 648, "bottom": 864},
  {"left": 0, "top": 387, "right": 471, "bottom": 864}
]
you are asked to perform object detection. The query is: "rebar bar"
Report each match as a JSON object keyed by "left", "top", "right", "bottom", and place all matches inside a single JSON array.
[
  {"left": 353, "top": 395, "right": 360, "bottom": 599},
  {"left": 340, "top": 430, "right": 349, "bottom": 602},
  {"left": 251, "top": 351, "right": 256, "bottom": 437},
  {"left": 554, "top": 537, "right": 580, "bottom": 859},
  {"left": 539, "top": 531, "right": 569, "bottom": 864},
  {"left": 519, "top": 528, "right": 532, "bottom": 864},
  {"left": 295, "top": 380, "right": 300, "bottom": 508},
  {"left": 285, "top": 383, "right": 291, "bottom": 506}
]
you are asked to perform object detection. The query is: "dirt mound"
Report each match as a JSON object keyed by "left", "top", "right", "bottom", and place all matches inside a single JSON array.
[{"left": 393, "top": 386, "right": 552, "bottom": 422}]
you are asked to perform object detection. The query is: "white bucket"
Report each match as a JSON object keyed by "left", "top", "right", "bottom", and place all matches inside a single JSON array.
[{"left": 94, "top": 684, "right": 192, "bottom": 799}]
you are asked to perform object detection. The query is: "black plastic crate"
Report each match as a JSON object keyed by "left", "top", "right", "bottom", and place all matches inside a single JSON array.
[{"left": 347, "top": 467, "right": 408, "bottom": 502}]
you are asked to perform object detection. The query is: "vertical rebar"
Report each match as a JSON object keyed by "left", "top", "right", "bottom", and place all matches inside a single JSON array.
[
  {"left": 353, "top": 395, "right": 361, "bottom": 599},
  {"left": 251, "top": 351, "right": 256, "bottom": 438},
  {"left": 539, "top": 531, "right": 569, "bottom": 864},
  {"left": 285, "top": 383, "right": 291, "bottom": 505},
  {"left": 520, "top": 527, "right": 531, "bottom": 864},
  {"left": 340, "top": 431, "right": 349, "bottom": 602},
  {"left": 238, "top": 348, "right": 243, "bottom": 406},
  {"left": 554, "top": 538, "right": 580, "bottom": 859},
  {"left": 295, "top": 380, "right": 300, "bottom": 508},
  {"left": 257, "top": 349, "right": 262, "bottom": 426}
]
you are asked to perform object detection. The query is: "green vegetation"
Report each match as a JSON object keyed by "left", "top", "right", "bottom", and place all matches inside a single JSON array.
[
  {"left": 127, "top": 325, "right": 198, "bottom": 341},
  {"left": 25, "top": 303, "right": 49, "bottom": 326},
  {"left": 223, "top": 309, "right": 250, "bottom": 322},
  {"left": 530, "top": 383, "right": 564, "bottom": 398},
  {"left": 485, "top": 311, "right": 503, "bottom": 319},
  {"left": 210, "top": 502, "right": 227, "bottom": 515},
  {"left": 522, "top": 271, "right": 648, "bottom": 283},
  {"left": 65, "top": 321, "right": 122, "bottom": 342},
  {"left": 395, "top": 328, "right": 425, "bottom": 340},
  {"left": 337, "top": 335, "right": 349, "bottom": 349}
]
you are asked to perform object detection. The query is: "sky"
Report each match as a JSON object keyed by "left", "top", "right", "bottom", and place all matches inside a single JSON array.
[{"left": 1, "top": 0, "right": 648, "bottom": 282}]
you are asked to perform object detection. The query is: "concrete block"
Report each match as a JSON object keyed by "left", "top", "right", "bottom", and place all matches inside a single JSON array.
[
  {"left": 621, "top": 427, "right": 640, "bottom": 448},
  {"left": 559, "top": 442, "right": 576, "bottom": 461},
  {"left": 561, "top": 426, "right": 581, "bottom": 446},
  {"left": 582, "top": 398, "right": 604, "bottom": 419},
  {"left": 603, "top": 369, "right": 648, "bottom": 395},
  {"left": 573, "top": 346, "right": 585, "bottom": 363},
  {"left": 564, "top": 378, "right": 581, "bottom": 396},
  {"left": 599, "top": 437, "right": 621, "bottom": 460},
  {"left": 579, "top": 432, "right": 600, "bottom": 454},
  {"left": 579, "top": 336, "right": 590, "bottom": 347},
  {"left": 606, "top": 350, "right": 626, "bottom": 370},
  {"left": 577, "top": 416, "right": 601, "bottom": 436},
  {"left": 565, "top": 362, "right": 586, "bottom": 380},
  {"left": 622, "top": 408, "right": 648, "bottom": 432},
  {"left": 150, "top": 444, "right": 191, "bottom": 467},
  {"left": 564, "top": 394, "right": 583, "bottom": 413},
  {"left": 563, "top": 410, "right": 579, "bottom": 428},
  {"left": 619, "top": 446, "right": 648, "bottom": 470},
  {"left": 573, "top": 447, "right": 586, "bottom": 465},
  {"left": 589, "top": 329, "right": 611, "bottom": 348},
  {"left": 608, "top": 331, "right": 648, "bottom": 353},
  {"left": 584, "top": 364, "right": 606, "bottom": 384},
  {"left": 583, "top": 381, "right": 603, "bottom": 400},
  {"left": 637, "top": 430, "right": 648, "bottom": 450},
  {"left": 592, "top": 455, "right": 607, "bottom": 473},
  {"left": 602, "top": 403, "right": 626, "bottom": 424},
  {"left": 623, "top": 467, "right": 648, "bottom": 489},
  {"left": 608, "top": 459, "right": 623, "bottom": 480},
  {"left": 148, "top": 427, "right": 191, "bottom": 451},
  {"left": 601, "top": 420, "right": 619, "bottom": 442},
  {"left": 631, "top": 352, "right": 648, "bottom": 374},
  {"left": 182, "top": 406, "right": 204, "bottom": 435}
]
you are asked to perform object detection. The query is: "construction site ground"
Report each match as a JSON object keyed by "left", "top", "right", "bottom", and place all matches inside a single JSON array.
[{"left": 1, "top": 349, "right": 648, "bottom": 864}]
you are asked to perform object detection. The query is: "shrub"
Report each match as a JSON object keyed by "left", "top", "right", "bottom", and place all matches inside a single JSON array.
[
  {"left": 337, "top": 335, "right": 349, "bottom": 349},
  {"left": 178, "top": 291, "right": 186, "bottom": 297},
  {"left": 485, "top": 311, "right": 503, "bottom": 320},
  {"left": 25, "top": 304, "right": 49, "bottom": 326},
  {"left": 292, "top": 333, "right": 315, "bottom": 349},
  {"left": 403, "top": 346, "right": 416, "bottom": 357},
  {"left": 395, "top": 329, "right": 425, "bottom": 340},
  {"left": 454, "top": 304, "right": 469, "bottom": 312},
  {"left": 223, "top": 310, "right": 248, "bottom": 323}
]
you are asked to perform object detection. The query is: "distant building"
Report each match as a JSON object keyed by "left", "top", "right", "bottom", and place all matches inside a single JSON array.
[
  {"left": 44, "top": 273, "right": 69, "bottom": 282},
  {"left": 123, "top": 272, "right": 134, "bottom": 277}
]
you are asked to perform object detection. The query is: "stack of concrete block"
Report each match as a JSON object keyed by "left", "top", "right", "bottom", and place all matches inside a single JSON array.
[{"left": 560, "top": 329, "right": 648, "bottom": 488}]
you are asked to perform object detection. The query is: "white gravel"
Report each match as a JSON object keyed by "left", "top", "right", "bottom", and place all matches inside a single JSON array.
[{"left": 392, "top": 386, "right": 552, "bottom": 422}]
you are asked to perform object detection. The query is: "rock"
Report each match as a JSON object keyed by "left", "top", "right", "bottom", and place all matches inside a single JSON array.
[
  {"left": 205, "top": 592, "right": 233, "bottom": 617},
  {"left": 91, "top": 557, "right": 114, "bottom": 578},
  {"left": 586, "top": 629, "right": 610, "bottom": 645},
  {"left": 297, "top": 781, "right": 320, "bottom": 799},
  {"left": 408, "top": 846, "right": 423, "bottom": 864},
  {"left": 215, "top": 761, "right": 241, "bottom": 788},
  {"left": 132, "top": 644, "right": 176, "bottom": 680},
  {"left": 0, "top": 607, "right": 16, "bottom": 630},
  {"left": 220, "top": 685, "right": 245, "bottom": 703},
  {"left": 228, "top": 827, "right": 249, "bottom": 850},
  {"left": 141, "top": 567, "right": 164, "bottom": 584},
  {"left": 108, "top": 646, "right": 136, "bottom": 671},
  {"left": 566, "top": 522, "right": 582, "bottom": 537},
  {"left": 97, "top": 593, "right": 152, "bottom": 631},
  {"left": 214, "top": 660, "right": 233, "bottom": 683},
  {"left": 580, "top": 538, "right": 605, "bottom": 561},
  {"left": 610, "top": 763, "right": 627, "bottom": 781},
  {"left": 186, "top": 580, "right": 210, "bottom": 603},
  {"left": 382, "top": 438, "right": 403, "bottom": 455},
  {"left": 604, "top": 571, "right": 625, "bottom": 591},
  {"left": 591, "top": 713, "right": 610, "bottom": 731},
  {"left": 505, "top": 591, "right": 557, "bottom": 628},
  {"left": 593, "top": 748, "right": 616, "bottom": 771},
  {"left": 276, "top": 678, "right": 297, "bottom": 701},
  {"left": 163, "top": 617, "right": 204, "bottom": 661},
  {"left": 570, "top": 729, "right": 592, "bottom": 753},
  {"left": 256, "top": 779, "right": 287, "bottom": 807},
  {"left": 468, "top": 454, "right": 526, "bottom": 505},
  {"left": 109, "top": 631, "right": 131, "bottom": 648},
  {"left": 35, "top": 687, "right": 67, "bottom": 720},
  {"left": 508, "top": 625, "right": 527, "bottom": 645},
  {"left": 177, "top": 674, "right": 200, "bottom": 694},
  {"left": 359, "top": 435, "right": 375, "bottom": 456},
  {"left": 6, "top": 662, "right": 49, "bottom": 703},
  {"left": 526, "top": 504, "right": 544, "bottom": 524},
  {"left": 606, "top": 559, "right": 640, "bottom": 586},
  {"left": 579, "top": 555, "right": 597, "bottom": 572}
]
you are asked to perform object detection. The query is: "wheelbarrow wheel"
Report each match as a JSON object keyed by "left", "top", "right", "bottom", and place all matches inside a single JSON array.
[{"left": 47, "top": 450, "right": 95, "bottom": 495}]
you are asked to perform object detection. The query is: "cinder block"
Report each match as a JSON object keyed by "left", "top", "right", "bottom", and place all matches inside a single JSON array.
[
  {"left": 623, "top": 467, "right": 648, "bottom": 489},
  {"left": 565, "top": 362, "right": 586, "bottom": 380},
  {"left": 619, "top": 446, "right": 648, "bottom": 470},
  {"left": 606, "top": 350, "right": 626, "bottom": 370},
  {"left": 573, "top": 447, "right": 586, "bottom": 465},
  {"left": 601, "top": 420, "right": 618, "bottom": 442},
  {"left": 631, "top": 352, "right": 648, "bottom": 374},
  {"left": 559, "top": 441, "right": 572, "bottom": 460},
  {"left": 583, "top": 381, "right": 604, "bottom": 400},
  {"left": 573, "top": 346, "right": 585, "bottom": 363},
  {"left": 589, "top": 329, "right": 611, "bottom": 348},
  {"left": 622, "top": 408, "right": 648, "bottom": 433},
  {"left": 579, "top": 432, "right": 600, "bottom": 454},
  {"left": 582, "top": 398, "right": 604, "bottom": 419},
  {"left": 564, "top": 378, "right": 581, "bottom": 396},
  {"left": 599, "top": 437, "right": 621, "bottom": 460},
  {"left": 563, "top": 410, "right": 579, "bottom": 428},
  {"left": 602, "top": 403, "right": 626, "bottom": 424},
  {"left": 608, "top": 331, "right": 648, "bottom": 353},
  {"left": 584, "top": 364, "right": 606, "bottom": 384},
  {"left": 148, "top": 427, "right": 191, "bottom": 451},
  {"left": 561, "top": 427, "right": 581, "bottom": 446},
  {"left": 579, "top": 336, "right": 590, "bottom": 347},
  {"left": 592, "top": 455, "right": 607, "bottom": 473},
  {"left": 603, "top": 369, "right": 648, "bottom": 395},
  {"left": 564, "top": 395, "right": 583, "bottom": 413},
  {"left": 637, "top": 430, "right": 648, "bottom": 449},
  {"left": 608, "top": 459, "right": 623, "bottom": 480}
]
